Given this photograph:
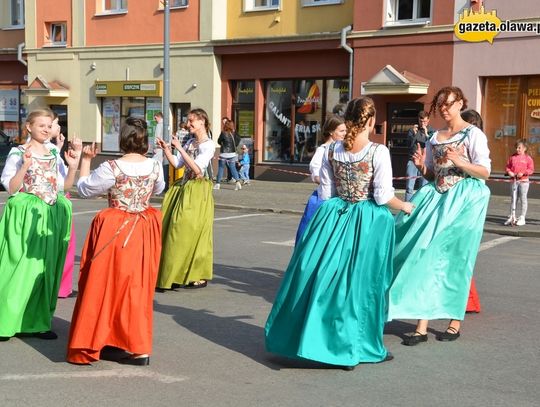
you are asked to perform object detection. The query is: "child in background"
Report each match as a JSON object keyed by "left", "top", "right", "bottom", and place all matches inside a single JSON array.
[
  {"left": 238, "top": 144, "right": 251, "bottom": 185},
  {"left": 504, "top": 139, "right": 535, "bottom": 226}
]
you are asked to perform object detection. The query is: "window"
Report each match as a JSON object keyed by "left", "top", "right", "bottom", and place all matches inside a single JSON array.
[
  {"left": 171, "top": 0, "right": 188, "bottom": 7},
  {"left": 46, "top": 23, "right": 67, "bottom": 46},
  {"left": 386, "top": 0, "right": 431, "bottom": 26},
  {"left": 10, "top": 0, "right": 24, "bottom": 26},
  {"left": 103, "top": 0, "right": 127, "bottom": 12},
  {"left": 244, "top": 0, "right": 280, "bottom": 12},
  {"left": 302, "top": 0, "right": 344, "bottom": 6}
]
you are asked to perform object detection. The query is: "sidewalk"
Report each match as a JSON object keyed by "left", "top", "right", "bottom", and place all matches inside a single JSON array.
[{"left": 195, "top": 180, "right": 540, "bottom": 238}]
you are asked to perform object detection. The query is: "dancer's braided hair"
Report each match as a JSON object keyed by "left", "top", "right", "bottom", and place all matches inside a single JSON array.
[{"left": 343, "top": 97, "right": 376, "bottom": 151}]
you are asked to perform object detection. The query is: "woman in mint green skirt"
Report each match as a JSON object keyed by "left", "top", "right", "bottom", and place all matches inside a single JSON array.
[
  {"left": 265, "top": 97, "right": 413, "bottom": 370},
  {"left": 388, "top": 86, "right": 491, "bottom": 345},
  {"left": 0, "top": 109, "right": 80, "bottom": 341},
  {"left": 156, "top": 109, "right": 216, "bottom": 290}
]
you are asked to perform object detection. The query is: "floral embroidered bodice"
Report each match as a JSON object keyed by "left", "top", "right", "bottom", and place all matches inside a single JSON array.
[
  {"left": 329, "top": 142, "right": 379, "bottom": 203},
  {"left": 108, "top": 160, "right": 160, "bottom": 212},
  {"left": 432, "top": 127, "right": 471, "bottom": 193},
  {"left": 18, "top": 146, "right": 60, "bottom": 205},
  {"left": 182, "top": 139, "right": 207, "bottom": 183}
]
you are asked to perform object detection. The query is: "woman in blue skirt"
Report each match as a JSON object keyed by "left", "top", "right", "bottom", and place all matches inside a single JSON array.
[
  {"left": 388, "top": 86, "right": 491, "bottom": 345},
  {"left": 294, "top": 115, "right": 346, "bottom": 244},
  {"left": 265, "top": 97, "right": 413, "bottom": 370}
]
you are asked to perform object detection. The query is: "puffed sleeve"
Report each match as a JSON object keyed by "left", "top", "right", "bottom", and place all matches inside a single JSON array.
[
  {"left": 466, "top": 127, "right": 491, "bottom": 173},
  {"left": 0, "top": 147, "right": 23, "bottom": 194},
  {"left": 193, "top": 140, "right": 216, "bottom": 173},
  {"left": 372, "top": 145, "right": 396, "bottom": 205},
  {"left": 77, "top": 161, "right": 116, "bottom": 198},
  {"left": 153, "top": 162, "right": 165, "bottom": 195},
  {"left": 318, "top": 146, "right": 336, "bottom": 199},
  {"left": 309, "top": 145, "right": 326, "bottom": 182}
]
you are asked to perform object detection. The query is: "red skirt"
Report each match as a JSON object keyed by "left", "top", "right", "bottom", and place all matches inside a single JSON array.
[
  {"left": 466, "top": 278, "right": 481, "bottom": 313},
  {"left": 67, "top": 207, "right": 161, "bottom": 364}
]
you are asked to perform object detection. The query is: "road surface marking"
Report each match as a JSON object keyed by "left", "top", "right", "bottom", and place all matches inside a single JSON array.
[
  {"left": 262, "top": 239, "right": 295, "bottom": 247},
  {"left": 479, "top": 236, "right": 520, "bottom": 252},
  {"left": 0, "top": 368, "right": 187, "bottom": 384},
  {"left": 72, "top": 210, "right": 101, "bottom": 216},
  {"left": 215, "top": 213, "right": 265, "bottom": 221}
]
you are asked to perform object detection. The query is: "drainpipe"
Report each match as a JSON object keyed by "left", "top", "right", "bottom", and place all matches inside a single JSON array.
[
  {"left": 17, "top": 42, "right": 27, "bottom": 66},
  {"left": 340, "top": 25, "right": 353, "bottom": 101}
]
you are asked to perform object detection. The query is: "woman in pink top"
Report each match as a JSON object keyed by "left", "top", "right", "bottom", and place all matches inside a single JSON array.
[{"left": 504, "top": 139, "right": 535, "bottom": 226}]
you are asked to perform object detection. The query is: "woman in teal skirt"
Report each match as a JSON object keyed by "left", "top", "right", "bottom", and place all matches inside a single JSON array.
[
  {"left": 155, "top": 108, "right": 215, "bottom": 290},
  {"left": 0, "top": 109, "right": 81, "bottom": 341},
  {"left": 265, "top": 97, "right": 413, "bottom": 370},
  {"left": 388, "top": 86, "right": 491, "bottom": 345}
]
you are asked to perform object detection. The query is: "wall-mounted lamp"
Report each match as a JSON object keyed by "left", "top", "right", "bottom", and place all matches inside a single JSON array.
[
  {"left": 90, "top": 62, "right": 97, "bottom": 70},
  {"left": 274, "top": 16, "right": 281, "bottom": 23},
  {"left": 192, "top": 83, "right": 197, "bottom": 88}
]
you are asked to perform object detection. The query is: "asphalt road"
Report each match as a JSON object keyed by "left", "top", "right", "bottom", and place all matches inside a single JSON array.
[{"left": 0, "top": 194, "right": 538, "bottom": 407}]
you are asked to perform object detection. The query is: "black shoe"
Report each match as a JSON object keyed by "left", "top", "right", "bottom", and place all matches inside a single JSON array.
[
  {"left": 378, "top": 352, "right": 394, "bottom": 363},
  {"left": 155, "top": 287, "right": 166, "bottom": 293},
  {"left": 402, "top": 332, "right": 428, "bottom": 346},
  {"left": 342, "top": 365, "right": 355, "bottom": 371},
  {"left": 118, "top": 356, "right": 150, "bottom": 366},
  {"left": 33, "top": 331, "right": 58, "bottom": 340},
  {"left": 0, "top": 336, "right": 10, "bottom": 342},
  {"left": 184, "top": 280, "right": 207, "bottom": 289},
  {"left": 436, "top": 327, "right": 460, "bottom": 342}
]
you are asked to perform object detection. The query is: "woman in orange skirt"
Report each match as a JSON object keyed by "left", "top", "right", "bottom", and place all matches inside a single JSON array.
[{"left": 67, "top": 117, "right": 165, "bottom": 365}]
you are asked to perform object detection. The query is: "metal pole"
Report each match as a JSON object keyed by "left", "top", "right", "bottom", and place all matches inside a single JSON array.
[{"left": 163, "top": 0, "right": 170, "bottom": 143}]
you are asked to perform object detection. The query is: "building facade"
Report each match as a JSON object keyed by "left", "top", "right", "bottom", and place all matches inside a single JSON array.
[{"left": 23, "top": 0, "right": 225, "bottom": 156}]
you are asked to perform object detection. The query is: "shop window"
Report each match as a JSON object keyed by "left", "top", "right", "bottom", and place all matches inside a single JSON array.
[
  {"left": 302, "top": 0, "right": 344, "bottom": 7},
  {"left": 326, "top": 79, "right": 349, "bottom": 117},
  {"left": 265, "top": 80, "right": 292, "bottom": 161},
  {"left": 45, "top": 23, "right": 67, "bottom": 47},
  {"left": 244, "top": 0, "right": 280, "bottom": 12},
  {"left": 294, "top": 80, "right": 323, "bottom": 163},
  {"left": 483, "top": 76, "right": 539, "bottom": 173},
  {"left": 10, "top": 0, "right": 24, "bottom": 26},
  {"left": 98, "top": 0, "right": 128, "bottom": 14},
  {"left": 385, "top": 0, "right": 431, "bottom": 26}
]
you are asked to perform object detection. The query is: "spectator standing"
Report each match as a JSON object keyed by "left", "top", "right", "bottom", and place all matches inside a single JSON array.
[{"left": 405, "top": 111, "right": 433, "bottom": 201}]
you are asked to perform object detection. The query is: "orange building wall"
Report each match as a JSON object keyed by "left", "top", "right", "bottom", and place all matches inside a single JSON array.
[
  {"left": 35, "top": 0, "right": 73, "bottom": 48},
  {"left": 85, "top": 1, "right": 200, "bottom": 46}
]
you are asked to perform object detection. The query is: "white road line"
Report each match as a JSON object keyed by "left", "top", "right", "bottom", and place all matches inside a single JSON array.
[
  {"left": 262, "top": 239, "right": 295, "bottom": 247},
  {"left": 215, "top": 213, "right": 265, "bottom": 221},
  {"left": 0, "top": 368, "right": 187, "bottom": 384},
  {"left": 479, "top": 236, "right": 520, "bottom": 252}
]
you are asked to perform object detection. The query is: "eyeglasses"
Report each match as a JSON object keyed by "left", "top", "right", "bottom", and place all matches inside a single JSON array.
[
  {"left": 126, "top": 117, "right": 147, "bottom": 129},
  {"left": 437, "top": 99, "right": 457, "bottom": 110}
]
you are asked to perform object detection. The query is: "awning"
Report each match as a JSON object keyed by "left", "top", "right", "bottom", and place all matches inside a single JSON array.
[
  {"left": 362, "top": 65, "right": 430, "bottom": 95},
  {"left": 24, "top": 75, "right": 69, "bottom": 98}
]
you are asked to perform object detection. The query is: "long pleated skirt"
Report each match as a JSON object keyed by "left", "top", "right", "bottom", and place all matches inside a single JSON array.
[
  {"left": 0, "top": 193, "right": 71, "bottom": 337},
  {"left": 294, "top": 190, "right": 325, "bottom": 245},
  {"left": 67, "top": 207, "right": 162, "bottom": 364},
  {"left": 388, "top": 178, "right": 490, "bottom": 321},
  {"left": 265, "top": 197, "right": 395, "bottom": 366},
  {"left": 157, "top": 178, "right": 214, "bottom": 289},
  {"left": 58, "top": 222, "right": 76, "bottom": 298}
]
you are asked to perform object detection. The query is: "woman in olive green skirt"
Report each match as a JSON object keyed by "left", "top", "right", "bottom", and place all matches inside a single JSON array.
[{"left": 156, "top": 109, "right": 216, "bottom": 290}]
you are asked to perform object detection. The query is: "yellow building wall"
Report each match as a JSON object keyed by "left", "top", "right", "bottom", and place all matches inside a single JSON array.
[{"left": 228, "top": 0, "right": 353, "bottom": 38}]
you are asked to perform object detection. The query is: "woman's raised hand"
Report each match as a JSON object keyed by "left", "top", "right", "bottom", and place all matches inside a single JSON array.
[
  {"left": 412, "top": 143, "right": 425, "bottom": 168},
  {"left": 82, "top": 142, "right": 98, "bottom": 160},
  {"left": 171, "top": 135, "right": 182, "bottom": 151}
]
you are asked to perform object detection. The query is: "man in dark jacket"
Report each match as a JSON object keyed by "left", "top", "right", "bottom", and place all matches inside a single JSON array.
[{"left": 405, "top": 111, "right": 433, "bottom": 201}]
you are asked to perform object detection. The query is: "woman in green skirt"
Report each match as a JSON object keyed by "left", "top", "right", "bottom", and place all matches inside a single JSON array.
[
  {"left": 265, "top": 97, "right": 413, "bottom": 370},
  {"left": 0, "top": 109, "right": 81, "bottom": 341},
  {"left": 156, "top": 109, "right": 215, "bottom": 290}
]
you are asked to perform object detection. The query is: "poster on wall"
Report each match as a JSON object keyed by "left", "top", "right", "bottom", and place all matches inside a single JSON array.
[
  {"left": 102, "top": 97, "right": 121, "bottom": 152},
  {"left": 146, "top": 97, "right": 162, "bottom": 153},
  {"left": 0, "top": 89, "right": 19, "bottom": 121},
  {"left": 237, "top": 110, "right": 254, "bottom": 138}
]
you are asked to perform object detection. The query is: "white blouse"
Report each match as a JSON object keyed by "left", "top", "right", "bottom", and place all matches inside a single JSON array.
[
  {"left": 425, "top": 125, "right": 491, "bottom": 173},
  {"left": 170, "top": 139, "right": 215, "bottom": 173},
  {"left": 1, "top": 146, "right": 68, "bottom": 193},
  {"left": 77, "top": 158, "right": 165, "bottom": 198},
  {"left": 319, "top": 141, "right": 396, "bottom": 205},
  {"left": 309, "top": 143, "right": 333, "bottom": 200}
]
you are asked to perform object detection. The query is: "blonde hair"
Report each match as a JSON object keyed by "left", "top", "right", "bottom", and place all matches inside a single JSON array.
[
  {"left": 23, "top": 109, "right": 54, "bottom": 140},
  {"left": 343, "top": 97, "right": 375, "bottom": 151}
]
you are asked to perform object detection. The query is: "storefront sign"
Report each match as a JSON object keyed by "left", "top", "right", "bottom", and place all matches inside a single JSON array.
[
  {"left": 95, "top": 81, "right": 162, "bottom": 97},
  {"left": 531, "top": 108, "right": 540, "bottom": 119},
  {"left": 0, "top": 90, "right": 19, "bottom": 121}
]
